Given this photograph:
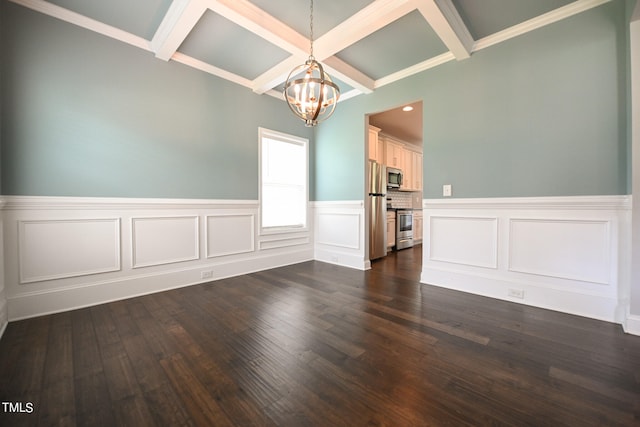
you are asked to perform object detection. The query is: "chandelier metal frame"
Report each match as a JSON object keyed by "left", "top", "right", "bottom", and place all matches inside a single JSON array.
[{"left": 283, "top": 0, "right": 340, "bottom": 127}]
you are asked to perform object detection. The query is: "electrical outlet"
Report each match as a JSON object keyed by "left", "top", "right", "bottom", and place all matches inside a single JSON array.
[
  {"left": 201, "top": 270, "right": 213, "bottom": 280},
  {"left": 443, "top": 184, "right": 452, "bottom": 197},
  {"left": 508, "top": 288, "right": 524, "bottom": 299}
]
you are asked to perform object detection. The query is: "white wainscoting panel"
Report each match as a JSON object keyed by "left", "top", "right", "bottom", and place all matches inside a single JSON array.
[
  {"left": 422, "top": 196, "right": 631, "bottom": 326},
  {"left": 19, "top": 219, "right": 121, "bottom": 283},
  {"left": 429, "top": 216, "right": 498, "bottom": 269},
  {"left": 312, "top": 201, "right": 366, "bottom": 270},
  {"left": 317, "top": 213, "right": 361, "bottom": 249},
  {"left": 131, "top": 216, "right": 199, "bottom": 268},
  {"left": 509, "top": 219, "right": 610, "bottom": 284},
  {"left": 2, "top": 197, "right": 316, "bottom": 320},
  {"left": 206, "top": 214, "right": 255, "bottom": 257},
  {"left": 259, "top": 235, "right": 310, "bottom": 250}
]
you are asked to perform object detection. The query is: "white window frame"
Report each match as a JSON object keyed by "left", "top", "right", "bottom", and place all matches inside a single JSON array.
[{"left": 259, "top": 127, "right": 309, "bottom": 235}]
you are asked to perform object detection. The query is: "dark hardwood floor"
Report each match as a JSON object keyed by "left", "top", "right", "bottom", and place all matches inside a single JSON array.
[{"left": 1, "top": 245, "right": 639, "bottom": 426}]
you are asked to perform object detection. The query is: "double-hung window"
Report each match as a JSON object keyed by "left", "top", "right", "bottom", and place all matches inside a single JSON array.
[{"left": 259, "top": 128, "right": 308, "bottom": 233}]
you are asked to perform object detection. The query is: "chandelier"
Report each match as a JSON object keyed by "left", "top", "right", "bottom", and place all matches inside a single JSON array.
[{"left": 284, "top": 0, "right": 340, "bottom": 127}]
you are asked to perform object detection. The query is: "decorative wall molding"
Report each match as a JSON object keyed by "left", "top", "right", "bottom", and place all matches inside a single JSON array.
[
  {"left": 1, "top": 195, "right": 257, "bottom": 210},
  {"left": 429, "top": 216, "right": 498, "bottom": 269},
  {"left": 19, "top": 218, "right": 121, "bottom": 283},
  {"left": 259, "top": 235, "right": 310, "bottom": 250},
  {"left": 508, "top": 218, "right": 611, "bottom": 285},
  {"left": 1, "top": 195, "right": 635, "bottom": 335},
  {"left": 312, "top": 201, "right": 367, "bottom": 270},
  {"left": 422, "top": 195, "right": 631, "bottom": 325},
  {"left": 206, "top": 214, "right": 255, "bottom": 258},
  {"left": 316, "top": 213, "right": 361, "bottom": 249},
  {"left": 131, "top": 216, "right": 200, "bottom": 268},
  {"left": 424, "top": 195, "right": 630, "bottom": 211},
  {"left": 2, "top": 196, "right": 311, "bottom": 320}
]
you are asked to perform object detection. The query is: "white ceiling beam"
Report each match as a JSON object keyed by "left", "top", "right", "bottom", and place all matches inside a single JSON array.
[
  {"left": 151, "top": 0, "right": 208, "bottom": 61},
  {"left": 321, "top": 56, "right": 376, "bottom": 94},
  {"left": 337, "top": 89, "right": 363, "bottom": 103},
  {"left": 245, "top": 0, "right": 412, "bottom": 95},
  {"left": 210, "top": 0, "right": 309, "bottom": 57},
  {"left": 415, "top": 0, "right": 471, "bottom": 60},
  {"left": 274, "top": 0, "right": 416, "bottom": 96}
]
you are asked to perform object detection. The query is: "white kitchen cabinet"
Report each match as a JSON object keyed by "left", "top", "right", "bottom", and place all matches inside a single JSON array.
[
  {"left": 386, "top": 211, "right": 396, "bottom": 249},
  {"left": 400, "top": 149, "right": 422, "bottom": 192},
  {"left": 381, "top": 134, "right": 422, "bottom": 191},
  {"left": 401, "top": 149, "right": 413, "bottom": 191},
  {"left": 368, "top": 126, "right": 384, "bottom": 163},
  {"left": 411, "top": 151, "right": 423, "bottom": 191},
  {"left": 385, "top": 139, "right": 404, "bottom": 170}
]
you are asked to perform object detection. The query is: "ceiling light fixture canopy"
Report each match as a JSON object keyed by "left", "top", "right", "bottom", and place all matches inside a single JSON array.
[{"left": 284, "top": 0, "right": 339, "bottom": 127}]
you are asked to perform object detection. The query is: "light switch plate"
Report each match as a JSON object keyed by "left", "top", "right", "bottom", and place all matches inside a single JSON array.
[{"left": 443, "top": 184, "right": 452, "bottom": 197}]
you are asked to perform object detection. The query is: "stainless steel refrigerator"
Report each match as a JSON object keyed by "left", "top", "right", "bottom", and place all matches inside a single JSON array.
[{"left": 368, "top": 160, "right": 387, "bottom": 260}]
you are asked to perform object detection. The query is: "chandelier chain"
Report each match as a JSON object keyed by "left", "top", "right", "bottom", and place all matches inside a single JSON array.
[{"left": 309, "top": 0, "right": 314, "bottom": 59}]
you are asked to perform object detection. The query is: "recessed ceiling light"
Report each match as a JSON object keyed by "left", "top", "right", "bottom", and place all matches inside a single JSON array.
[{"left": 402, "top": 106, "right": 414, "bottom": 112}]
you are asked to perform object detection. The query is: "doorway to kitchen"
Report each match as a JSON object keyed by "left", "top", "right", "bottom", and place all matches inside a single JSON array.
[{"left": 366, "top": 101, "right": 424, "bottom": 272}]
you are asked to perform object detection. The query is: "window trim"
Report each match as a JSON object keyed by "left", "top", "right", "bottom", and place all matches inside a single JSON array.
[{"left": 258, "top": 127, "right": 309, "bottom": 236}]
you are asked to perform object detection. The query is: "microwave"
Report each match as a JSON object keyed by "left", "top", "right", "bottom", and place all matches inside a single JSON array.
[{"left": 387, "top": 167, "right": 403, "bottom": 189}]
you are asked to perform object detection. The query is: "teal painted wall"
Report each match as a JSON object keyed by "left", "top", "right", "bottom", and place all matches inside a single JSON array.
[
  {"left": 314, "top": 1, "right": 629, "bottom": 201},
  {"left": 0, "top": 2, "right": 312, "bottom": 199}
]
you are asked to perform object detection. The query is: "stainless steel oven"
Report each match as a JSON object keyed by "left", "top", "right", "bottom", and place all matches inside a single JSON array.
[{"left": 396, "top": 209, "right": 414, "bottom": 250}]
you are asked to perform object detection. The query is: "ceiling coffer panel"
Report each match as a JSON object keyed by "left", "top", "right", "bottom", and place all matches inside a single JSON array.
[
  {"left": 335, "top": 10, "right": 448, "bottom": 81},
  {"left": 248, "top": 0, "right": 377, "bottom": 39},
  {"left": 178, "top": 10, "right": 292, "bottom": 81}
]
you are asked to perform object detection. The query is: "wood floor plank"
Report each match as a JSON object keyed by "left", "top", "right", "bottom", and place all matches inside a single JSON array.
[
  {"left": 38, "top": 312, "right": 75, "bottom": 426},
  {"left": 1, "top": 245, "right": 640, "bottom": 426},
  {"left": 160, "top": 353, "right": 236, "bottom": 427}
]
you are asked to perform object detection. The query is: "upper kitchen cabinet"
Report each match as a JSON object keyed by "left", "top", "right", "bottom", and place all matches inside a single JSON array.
[
  {"left": 368, "top": 126, "right": 384, "bottom": 163},
  {"left": 380, "top": 134, "right": 422, "bottom": 191},
  {"left": 384, "top": 137, "right": 404, "bottom": 170},
  {"left": 402, "top": 149, "right": 423, "bottom": 192}
]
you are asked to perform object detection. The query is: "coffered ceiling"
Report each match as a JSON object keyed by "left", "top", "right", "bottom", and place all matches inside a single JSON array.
[{"left": 10, "top": 0, "right": 611, "bottom": 102}]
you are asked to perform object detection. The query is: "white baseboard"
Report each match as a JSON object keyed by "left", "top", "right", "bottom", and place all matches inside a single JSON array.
[
  {"left": 421, "top": 266, "right": 620, "bottom": 323},
  {"left": 624, "top": 314, "right": 640, "bottom": 335},
  {"left": 314, "top": 247, "right": 369, "bottom": 270},
  {"left": 0, "top": 320, "right": 7, "bottom": 341},
  {"left": 8, "top": 249, "right": 312, "bottom": 320}
]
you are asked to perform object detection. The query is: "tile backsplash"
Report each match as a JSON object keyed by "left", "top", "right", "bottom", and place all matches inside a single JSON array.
[{"left": 387, "top": 190, "right": 421, "bottom": 209}]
